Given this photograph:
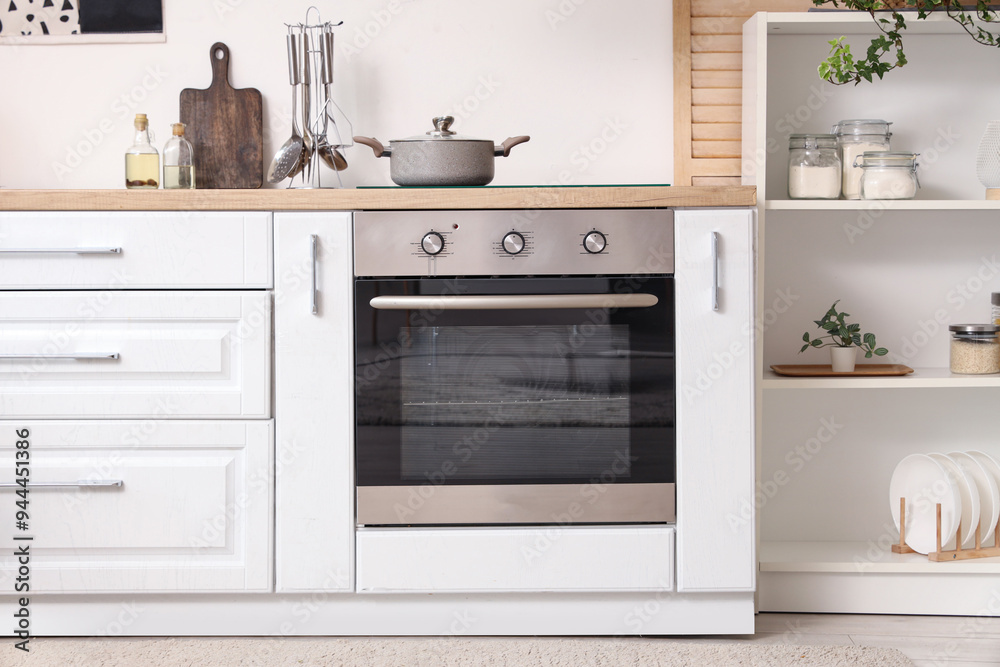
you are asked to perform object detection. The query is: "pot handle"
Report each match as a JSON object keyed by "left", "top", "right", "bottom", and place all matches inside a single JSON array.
[
  {"left": 495, "top": 136, "right": 530, "bottom": 157},
  {"left": 354, "top": 136, "right": 392, "bottom": 158}
]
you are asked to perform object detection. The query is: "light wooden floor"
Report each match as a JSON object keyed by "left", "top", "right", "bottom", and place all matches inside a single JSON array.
[{"left": 727, "top": 613, "right": 1000, "bottom": 666}]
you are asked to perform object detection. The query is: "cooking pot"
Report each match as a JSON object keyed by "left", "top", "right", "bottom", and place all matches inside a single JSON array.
[{"left": 354, "top": 116, "right": 529, "bottom": 186}]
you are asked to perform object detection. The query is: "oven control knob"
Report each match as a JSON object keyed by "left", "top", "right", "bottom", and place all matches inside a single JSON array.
[
  {"left": 502, "top": 232, "right": 525, "bottom": 255},
  {"left": 584, "top": 231, "right": 607, "bottom": 254},
  {"left": 421, "top": 232, "right": 445, "bottom": 256}
]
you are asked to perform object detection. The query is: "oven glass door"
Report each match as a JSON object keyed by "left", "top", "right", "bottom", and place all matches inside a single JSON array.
[{"left": 355, "top": 276, "right": 674, "bottom": 526}]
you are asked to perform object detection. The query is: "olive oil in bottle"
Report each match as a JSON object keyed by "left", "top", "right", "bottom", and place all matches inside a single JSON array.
[
  {"left": 125, "top": 114, "right": 159, "bottom": 188},
  {"left": 163, "top": 122, "right": 196, "bottom": 189}
]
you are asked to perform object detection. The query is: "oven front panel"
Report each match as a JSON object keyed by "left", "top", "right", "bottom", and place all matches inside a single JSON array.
[{"left": 355, "top": 276, "right": 675, "bottom": 525}]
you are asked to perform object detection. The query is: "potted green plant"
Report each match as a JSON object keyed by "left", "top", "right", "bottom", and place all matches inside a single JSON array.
[
  {"left": 801, "top": 300, "right": 889, "bottom": 371},
  {"left": 813, "top": 0, "right": 1000, "bottom": 85}
]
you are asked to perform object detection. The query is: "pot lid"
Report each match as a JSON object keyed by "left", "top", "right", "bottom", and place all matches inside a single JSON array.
[{"left": 394, "top": 116, "right": 492, "bottom": 143}]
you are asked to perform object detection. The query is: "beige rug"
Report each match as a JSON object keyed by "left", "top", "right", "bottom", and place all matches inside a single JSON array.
[{"left": 8, "top": 637, "right": 913, "bottom": 666}]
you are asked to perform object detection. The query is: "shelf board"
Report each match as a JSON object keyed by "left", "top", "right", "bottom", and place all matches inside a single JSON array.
[
  {"left": 760, "top": 541, "right": 1000, "bottom": 574},
  {"left": 764, "top": 199, "right": 1000, "bottom": 211},
  {"left": 763, "top": 367, "right": 1000, "bottom": 389},
  {"left": 764, "top": 11, "right": 989, "bottom": 36}
]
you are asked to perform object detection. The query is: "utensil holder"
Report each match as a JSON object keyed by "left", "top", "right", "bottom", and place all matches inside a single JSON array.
[
  {"left": 892, "top": 497, "right": 1000, "bottom": 561},
  {"left": 285, "top": 7, "right": 352, "bottom": 189}
]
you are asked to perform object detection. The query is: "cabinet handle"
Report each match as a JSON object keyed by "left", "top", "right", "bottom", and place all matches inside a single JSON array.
[
  {"left": 310, "top": 234, "right": 319, "bottom": 316},
  {"left": 0, "top": 480, "right": 123, "bottom": 489},
  {"left": 0, "top": 353, "right": 120, "bottom": 361},
  {"left": 0, "top": 247, "right": 122, "bottom": 255},
  {"left": 711, "top": 231, "right": 720, "bottom": 312}
]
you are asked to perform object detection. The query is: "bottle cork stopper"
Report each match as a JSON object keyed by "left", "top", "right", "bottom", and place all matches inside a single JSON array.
[
  {"left": 172, "top": 123, "right": 186, "bottom": 136},
  {"left": 134, "top": 113, "right": 148, "bottom": 130}
]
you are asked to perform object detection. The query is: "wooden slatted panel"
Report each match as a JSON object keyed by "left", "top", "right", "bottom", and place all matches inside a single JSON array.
[
  {"left": 692, "top": 176, "right": 743, "bottom": 186},
  {"left": 675, "top": 1, "right": 814, "bottom": 185},
  {"left": 692, "top": 89, "right": 741, "bottom": 106}
]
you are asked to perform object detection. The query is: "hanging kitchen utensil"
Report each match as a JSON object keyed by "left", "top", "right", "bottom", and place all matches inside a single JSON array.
[{"left": 267, "top": 31, "right": 306, "bottom": 184}]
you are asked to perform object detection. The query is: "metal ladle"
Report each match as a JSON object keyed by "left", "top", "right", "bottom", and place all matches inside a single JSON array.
[
  {"left": 316, "top": 28, "right": 347, "bottom": 172},
  {"left": 266, "top": 31, "right": 305, "bottom": 184}
]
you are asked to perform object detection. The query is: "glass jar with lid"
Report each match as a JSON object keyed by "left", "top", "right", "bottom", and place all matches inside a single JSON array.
[
  {"left": 832, "top": 119, "right": 892, "bottom": 199},
  {"left": 787, "top": 134, "right": 841, "bottom": 199},
  {"left": 949, "top": 324, "right": 1000, "bottom": 375},
  {"left": 855, "top": 152, "right": 919, "bottom": 200}
]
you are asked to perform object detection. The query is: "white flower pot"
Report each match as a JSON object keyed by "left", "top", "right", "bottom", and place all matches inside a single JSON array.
[{"left": 830, "top": 346, "right": 857, "bottom": 373}]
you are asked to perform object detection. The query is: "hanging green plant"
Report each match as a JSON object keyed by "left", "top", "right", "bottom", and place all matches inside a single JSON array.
[{"left": 814, "top": 0, "right": 1000, "bottom": 85}]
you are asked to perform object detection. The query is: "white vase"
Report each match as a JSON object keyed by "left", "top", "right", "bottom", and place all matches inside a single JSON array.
[
  {"left": 830, "top": 346, "right": 857, "bottom": 373},
  {"left": 976, "top": 120, "right": 1000, "bottom": 200}
]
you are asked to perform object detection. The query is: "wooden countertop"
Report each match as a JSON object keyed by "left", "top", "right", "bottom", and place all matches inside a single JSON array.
[{"left": 0, "top": 186, "right": 754, "bottom": 211}]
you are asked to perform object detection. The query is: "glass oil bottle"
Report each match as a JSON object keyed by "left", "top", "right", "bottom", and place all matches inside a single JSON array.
[
  {"left": 125, "top": 113, "right": 159, "bottom": 189},
  {"left": 163, "top": 122, "right": 196, "bottom": 189}
]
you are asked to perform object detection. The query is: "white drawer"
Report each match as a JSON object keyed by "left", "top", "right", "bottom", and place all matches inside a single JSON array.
[
  {"left": 0, "top": 212, "right": 272, "bottom": 289},
  {"left": 357, "top": 526, "right": 674, "bottom": 593},
  {"left": 0, "top": 420, "right": 272, "bottom": 593},
  {"left": 0, "top": 291, "right": 271, "bottom": 418}
]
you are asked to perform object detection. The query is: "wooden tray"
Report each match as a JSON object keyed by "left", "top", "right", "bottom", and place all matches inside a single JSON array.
[{"left": 770, "top": 364, "right": 914, "bottom": 377}]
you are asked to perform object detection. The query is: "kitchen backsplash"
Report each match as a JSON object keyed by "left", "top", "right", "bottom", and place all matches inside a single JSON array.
[{"left": 0, "top": 0, "right": 672, "bottom": 189}]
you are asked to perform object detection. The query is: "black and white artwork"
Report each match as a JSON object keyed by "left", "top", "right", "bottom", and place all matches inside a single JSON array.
[{"left": 0, "top": 0, "right": 163, "bottom": 44}]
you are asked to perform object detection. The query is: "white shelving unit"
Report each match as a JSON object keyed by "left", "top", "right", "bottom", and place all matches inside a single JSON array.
[{"left": 744, "top": 11, "right": 1000, "bottom": 615}]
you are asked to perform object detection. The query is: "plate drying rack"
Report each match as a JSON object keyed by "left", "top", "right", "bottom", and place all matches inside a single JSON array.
[{"left": 892, "top": 497, "right": 1000, "bottom": 561}]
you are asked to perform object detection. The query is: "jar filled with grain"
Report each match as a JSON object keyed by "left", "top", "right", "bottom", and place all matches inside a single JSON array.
[{"left": 949, "top": 324, "right": 1000, "bottom": 375}]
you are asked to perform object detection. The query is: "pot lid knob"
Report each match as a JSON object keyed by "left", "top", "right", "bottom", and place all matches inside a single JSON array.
[{"left": 428, "top": 116, "right": 457, "bottom": 137}]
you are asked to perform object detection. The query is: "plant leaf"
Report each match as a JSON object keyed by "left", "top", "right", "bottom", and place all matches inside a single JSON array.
[
  {"left": 864, "top": 333, "right": 876, "bottom": 348},
  {"left": 875, "top": 347, "right": 889, "bottom": 356}
]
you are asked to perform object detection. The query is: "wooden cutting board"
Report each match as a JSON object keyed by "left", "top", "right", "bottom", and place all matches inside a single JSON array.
[{"left": 179, "top": 42, "right": 263, "bottom": 189}]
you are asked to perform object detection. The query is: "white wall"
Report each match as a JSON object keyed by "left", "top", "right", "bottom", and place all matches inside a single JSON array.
[{"left": 0, "top": 0, "right": 672, "bottom": 189}]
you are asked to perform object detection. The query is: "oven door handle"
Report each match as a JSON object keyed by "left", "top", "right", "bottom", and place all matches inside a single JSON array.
[{"left": 369, "top": 293, "right": 659, "bottom": 310}]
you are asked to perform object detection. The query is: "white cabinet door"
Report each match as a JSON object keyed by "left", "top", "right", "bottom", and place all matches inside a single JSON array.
[
  {"left": 675, "top": 208, "right": 755, "bottom": 592},
  {"left": 274, "top": 213, "right": 354, "bottom": 592},
  {"left": 0, "top": 420, "right": 272, "bottom": 593},
  {"left": 0, "top": 291, "right": 271, "bottom": 419},
  {"left": 0, "top": 212, "right": 272, "bottom": 289}
]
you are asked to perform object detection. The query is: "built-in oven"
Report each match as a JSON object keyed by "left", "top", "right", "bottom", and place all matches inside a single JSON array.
[{"left": 354, "top": 209, "right": 674, "bottom": 526}]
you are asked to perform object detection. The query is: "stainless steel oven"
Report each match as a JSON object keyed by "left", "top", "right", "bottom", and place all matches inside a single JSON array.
[{"left": 354, "top": 209, "right": 674, "bottom": 526}]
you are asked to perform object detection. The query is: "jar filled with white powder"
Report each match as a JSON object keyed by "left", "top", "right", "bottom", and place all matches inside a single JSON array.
[
  {"left": 949, "top": 324, "right": 1000, "bottom": 375},
  {"left": 856, "top": 152, "right": 919, "bottom": 200},
  {"left": 788, "top": 134, "right": 841, "bottom": 199},
  {"left": 832, "top": 119, "right": 892, "bottom": 199}
]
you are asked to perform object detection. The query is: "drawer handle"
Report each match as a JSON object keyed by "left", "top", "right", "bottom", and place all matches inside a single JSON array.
[
  {"left": 0, "top": 353, "right": 120, "bottom": 361},
  {"left": 0, "top": 480, "right": 123, "bottom": 489},
  {"left": 311, "top": 234, "right": 319, "bottom": 316},
  {"left": 0, "top": 247, "right": 122, "bottom": 255},
  {"left": 711, "top": 231, "right": 720, "bottom": 312}
]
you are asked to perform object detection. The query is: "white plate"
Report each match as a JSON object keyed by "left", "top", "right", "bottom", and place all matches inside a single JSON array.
[
  {"left": 929, "top": 453, "right": 980, "bottom": 549},
  {"left": 889, "top": 453, "right": 961, "bottom": 555},
  {"left": 949, "top": 451, "right": 1000, "bottom": 547},
  {"left": 967, "top": 450, "right": 1000, "bottom": 546}
]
